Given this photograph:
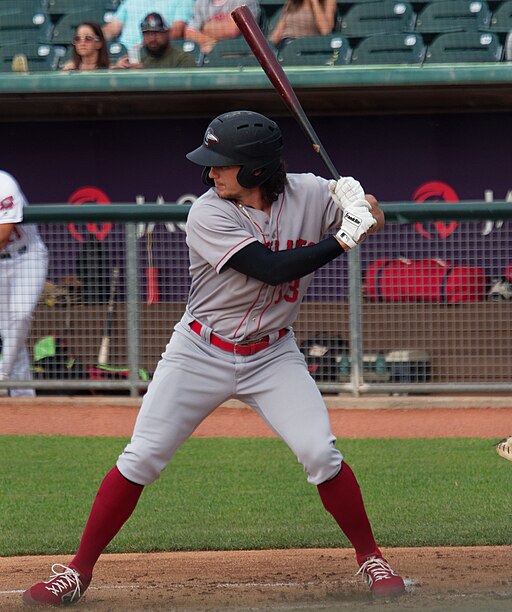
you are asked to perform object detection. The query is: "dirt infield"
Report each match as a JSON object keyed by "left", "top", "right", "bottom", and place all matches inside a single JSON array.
[{"left": 1, "top": 395, "right": 511, "bottom": 611}]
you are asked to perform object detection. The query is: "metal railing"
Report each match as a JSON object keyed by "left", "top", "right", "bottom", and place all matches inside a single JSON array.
[{"left": 1, "top": 201, "right": 510, "bottom": 397}]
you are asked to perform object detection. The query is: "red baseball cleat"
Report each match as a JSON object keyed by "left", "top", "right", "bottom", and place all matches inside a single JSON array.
[
  {"left": 356, "top": 555, "right": 405, "bottom": 598},
  {"left": 22, "top": 564, "right": 90, "bottom": 607}
]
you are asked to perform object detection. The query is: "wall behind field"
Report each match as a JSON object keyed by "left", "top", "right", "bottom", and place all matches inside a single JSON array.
[{"left": 3, "top": 112, "right": 512, "bottom": 205}]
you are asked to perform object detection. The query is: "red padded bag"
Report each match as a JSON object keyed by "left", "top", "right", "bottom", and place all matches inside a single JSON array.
[{"left": 364, "top": 258, "right": 487, "bottom": 303}]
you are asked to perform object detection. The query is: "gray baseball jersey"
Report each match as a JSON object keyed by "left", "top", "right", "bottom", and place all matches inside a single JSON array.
[
  {"left": 185, "top": 173, "right": 343, "bottom": 339},
  {"left": 117, "top": 172, "right": 344, "bottom": 488}
]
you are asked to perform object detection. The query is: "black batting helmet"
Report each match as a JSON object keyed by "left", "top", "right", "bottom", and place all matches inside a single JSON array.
[{"left": 186, "top": 110, "right": 283, "bottom": 188}]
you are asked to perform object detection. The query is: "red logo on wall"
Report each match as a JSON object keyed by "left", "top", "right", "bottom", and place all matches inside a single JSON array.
[
  {"left": 412, "top": 181, "right": 459, "bottom": 239},
  {"left": 67, "top": 187, "right": 112, "bottom": 242}
]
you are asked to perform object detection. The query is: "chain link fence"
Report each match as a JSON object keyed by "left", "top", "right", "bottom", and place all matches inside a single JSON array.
[{"left": 1, "top": 202, "right": 511, "bottom": 396}]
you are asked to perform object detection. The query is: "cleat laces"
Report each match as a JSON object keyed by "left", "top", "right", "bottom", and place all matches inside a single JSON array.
[
  {"left": 44, "top": 564, "right": 83, "bottom": 603},
  {"left": 356, "top": 556, "right": 398, "bottom": 586}
]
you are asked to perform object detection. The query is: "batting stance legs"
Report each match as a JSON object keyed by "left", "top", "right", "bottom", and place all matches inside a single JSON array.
[{"left": 24, "top": 324, "right": 388, "bottom": 606}]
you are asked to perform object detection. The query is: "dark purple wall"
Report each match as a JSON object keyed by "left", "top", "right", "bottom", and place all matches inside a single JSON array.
[{"left": 5, "top": 113, "right": 511, "bottom": 299}]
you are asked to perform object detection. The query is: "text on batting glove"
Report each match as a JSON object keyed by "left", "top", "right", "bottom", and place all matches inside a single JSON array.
[
  {"left": 328, "top": 176, "right": 365, "bottom": 210},
  {"left": 335, "top": 202, "right": 376, "bottom": 250}
]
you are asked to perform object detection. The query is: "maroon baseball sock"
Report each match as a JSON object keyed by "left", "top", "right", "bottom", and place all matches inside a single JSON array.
[
  {"left": 70, "top": 466, "right": 144, "bottom": 579},
  {"left": 317, "top": 462, "right": 381, "bottom": 566}
]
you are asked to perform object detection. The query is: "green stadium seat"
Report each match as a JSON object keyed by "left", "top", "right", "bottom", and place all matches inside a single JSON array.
[
  {"left": 279, "top": 34, "right": 351, "bottom": 65},
  {"left": 45, "top": 0, "right": 105, "bottom": 16},
  {"left": 340, "top": 1, "right": 417, "bottom": 37},
  {"left": 202, "top": 38, "right": 270, "bottom": 68},
  {"left": 0, "top": 42, "right": 60, "bottom": 72},
  {"left": 51, "top": 10, "right": 108, "bottom": 44},
  {"left": 489, "top": 0, "right": 512, "bottom": 32},
  {"left": 351, "top": 32, "right": 426, "bottom": 64},
  {"left": 415, "top": 0, "right": 492, "bottom": 34},
  {"left": 424, "top": 30, "right": 502, "bottom": 62},
  {"left": 0, "top": 1, "right": 53, "bottom": 44},
  {"left": 107, "top": 40, "right": 127, "bottom": 63}
]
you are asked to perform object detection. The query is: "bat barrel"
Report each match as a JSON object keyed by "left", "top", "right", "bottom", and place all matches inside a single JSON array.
[{"left": 231, "top": 5, "right": 340, "bottom": 180}]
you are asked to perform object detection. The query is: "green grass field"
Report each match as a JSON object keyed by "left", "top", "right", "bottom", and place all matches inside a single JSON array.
[{"left": 0, "top": 436, "right": 509, "bottom": 557}]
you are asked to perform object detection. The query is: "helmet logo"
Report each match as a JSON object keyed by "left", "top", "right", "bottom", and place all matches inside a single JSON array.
[{"left": 204, "top": 128, "right": 219, "bottom": 147}]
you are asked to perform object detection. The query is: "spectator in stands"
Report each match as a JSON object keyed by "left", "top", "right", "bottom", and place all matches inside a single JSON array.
[
  {"left": 103, "top": 0, "right": 194, "bottom": 52},
  {"left": 115, "top": 13, "right": 196, "bottom": 68},
  {"left": 269, "top": 0, "right": 337, "bottom": 50},
  {"left": 61, "top": 22, "right": 110, "bottom": 71},
  {"left": 185, "top": 0, "right": 261, "bottom": 54}
]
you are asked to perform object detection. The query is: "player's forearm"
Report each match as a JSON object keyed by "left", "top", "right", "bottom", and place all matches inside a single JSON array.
[
  {"left": 202, "top": 17, "right": 239, "bottom": 40},
  {"left": 0, "top": 223, "right": 14, "bottom": 249},
  {"left": 227, "top": 237, "right": 344, "bottom": 285},
  {"left": 102, "top": 20, "right": 122, "bottom": 41}
]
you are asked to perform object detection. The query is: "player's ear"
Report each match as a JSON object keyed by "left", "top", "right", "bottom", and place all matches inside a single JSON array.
[{"left": 201, "top": 167, "right": 214, "bottom": 186}]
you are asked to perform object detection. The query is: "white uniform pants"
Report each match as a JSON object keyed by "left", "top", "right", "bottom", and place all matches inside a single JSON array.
[
  {"left": 0, "top": 246, "right": 48, "bottom": 396},
  {"left": 117, "top": 321, "right": 343, "bottom": 486}
]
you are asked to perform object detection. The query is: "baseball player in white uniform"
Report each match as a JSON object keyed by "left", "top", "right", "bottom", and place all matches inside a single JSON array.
[
  {"left": 0, "top": 171, "right": 48, "bottom": 397},
  {"left": 24, "top": 111, "right": 405, "bottom": 606}
]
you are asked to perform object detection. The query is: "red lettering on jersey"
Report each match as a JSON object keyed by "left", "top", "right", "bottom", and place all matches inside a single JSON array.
[
  {"left": 0, "top": 195, "right": 14, "bottom": 210},
  {"left": 284, "top": 278, "right": 300, "bottom": 303}
]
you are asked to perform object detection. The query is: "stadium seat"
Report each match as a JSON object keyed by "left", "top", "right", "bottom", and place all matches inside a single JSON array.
[
  {"left": 51, "top": 10, "right": 108, "bottom": 44},
  {"left": 415, "top": 0, "right": 492, "bottom": 34},
  {"left": 489, "top": 0, "right": 512, "bottom": 32},
  {"left": 279, "top": 34, "right": 352, "bottom": 65},
  {"left": 351, "top": 32, "right": 426, "bottom": 64},
  {"left": 340, "top": 1, "right": 417, "bottom": 37},
  {"left": 0, "top": 1, "right": 53, "bottom": 45},
  {"left": 107, "top": 40, "right": 127, "bottom": 63},
  {"left": 0, "top": 42, "right": 60, "bottom": 72},
  {"left": 203, "top": 38, "right": 270, "bottom": 68},
  {"left": 424, "top": 31, "right": 502, "bottom": 62},
  {"left": 45, "top": 0, "right": 105, "bottom": 16}
]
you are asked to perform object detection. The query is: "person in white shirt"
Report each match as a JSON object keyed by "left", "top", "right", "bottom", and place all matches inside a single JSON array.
[{"left": 0, "top": 171, "right": 48, "bottom": 397}]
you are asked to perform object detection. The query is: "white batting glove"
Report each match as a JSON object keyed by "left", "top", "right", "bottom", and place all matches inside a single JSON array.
[
  {"left": 328, "top": 177, "right": 365, "bottom": 210},
  {"left": 334, "top": 201, "right": 376, "bottom": 249}
]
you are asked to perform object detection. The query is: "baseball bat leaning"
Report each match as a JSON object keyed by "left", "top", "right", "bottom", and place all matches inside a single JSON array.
[
  {"left": 97, "top": 266, "right": 120, "bottom": 366},
  {"left": 231, "top": 5, "right": 340, "bottom": 180}
]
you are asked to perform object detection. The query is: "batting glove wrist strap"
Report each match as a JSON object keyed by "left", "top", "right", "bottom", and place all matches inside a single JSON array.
[{"left": 335, "top": 203, "right": 376, "bottom": 250}]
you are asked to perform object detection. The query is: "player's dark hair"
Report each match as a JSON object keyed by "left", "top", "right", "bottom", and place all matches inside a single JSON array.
[
  {"left": 69, "top": 21, "right": 110, "bottom": 69},
  {"left": 261, "top": 161, "right": 288, "bottom": 205}
]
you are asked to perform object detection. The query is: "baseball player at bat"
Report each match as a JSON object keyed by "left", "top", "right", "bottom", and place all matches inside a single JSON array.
[{"left": 23, "top": 111, "right": 404, "bottom": 606}]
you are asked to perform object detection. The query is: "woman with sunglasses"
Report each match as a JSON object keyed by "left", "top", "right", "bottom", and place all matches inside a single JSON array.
[{"left": 62, "top": 21, "right": 111, "bottom": 70}]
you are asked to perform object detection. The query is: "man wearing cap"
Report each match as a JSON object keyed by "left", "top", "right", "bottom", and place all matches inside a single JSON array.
[
  {"left": 185, "top": 0, "right": 261, "bottom": 54},
  {"left": 103, "top": 0, "right": 194, "bottom": 49},
  {"left": 116, "top": 13, "right": 196, "bottom": 69}
]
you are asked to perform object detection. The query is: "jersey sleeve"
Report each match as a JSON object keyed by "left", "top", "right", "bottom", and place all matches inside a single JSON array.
[
  {"left": 305, "top": 174, "right": 344, "bottom": 235},
  {"left": 0, "top": 171, "right": 25, "bottom": 224},
  {"left": 186, "top": 196, "right": 259, "bottom": 273}
]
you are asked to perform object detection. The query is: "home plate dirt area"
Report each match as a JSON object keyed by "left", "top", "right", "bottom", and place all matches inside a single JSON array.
[{"left": 0, "top": 396, "right": 511, "bottom": 611}]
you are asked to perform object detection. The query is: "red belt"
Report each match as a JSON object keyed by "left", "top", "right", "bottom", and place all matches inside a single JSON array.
[{"left": 190, "top": 321, "right": 287, "bottom": 356}]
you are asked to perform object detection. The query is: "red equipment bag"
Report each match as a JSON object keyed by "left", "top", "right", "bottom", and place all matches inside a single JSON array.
[{"left": 364, "top": 258, "right": 487, "bottom": 303}]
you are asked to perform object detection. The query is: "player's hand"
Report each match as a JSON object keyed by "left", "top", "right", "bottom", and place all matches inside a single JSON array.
[
  {"left": 328, "top": 177, "right": 365, "bottom": 210},
  {"left": 334, "top": 201, "right": 377, "bottom": 250}
]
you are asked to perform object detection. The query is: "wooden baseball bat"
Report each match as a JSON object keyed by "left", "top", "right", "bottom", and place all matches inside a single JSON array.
[
  {"left": 97, "top": 266, "right": 120, "bottom": 366},
  {"left": 231, "top": 5, "right": 340, "bottom": 180}
]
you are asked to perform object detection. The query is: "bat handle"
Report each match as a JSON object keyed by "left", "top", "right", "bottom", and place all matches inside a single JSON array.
[
  {"left": 97, "top": 340, "right": 110, "bottom": 366},
  {"left": 319, "top": 149, "right": 340, "bottom": 181}
]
